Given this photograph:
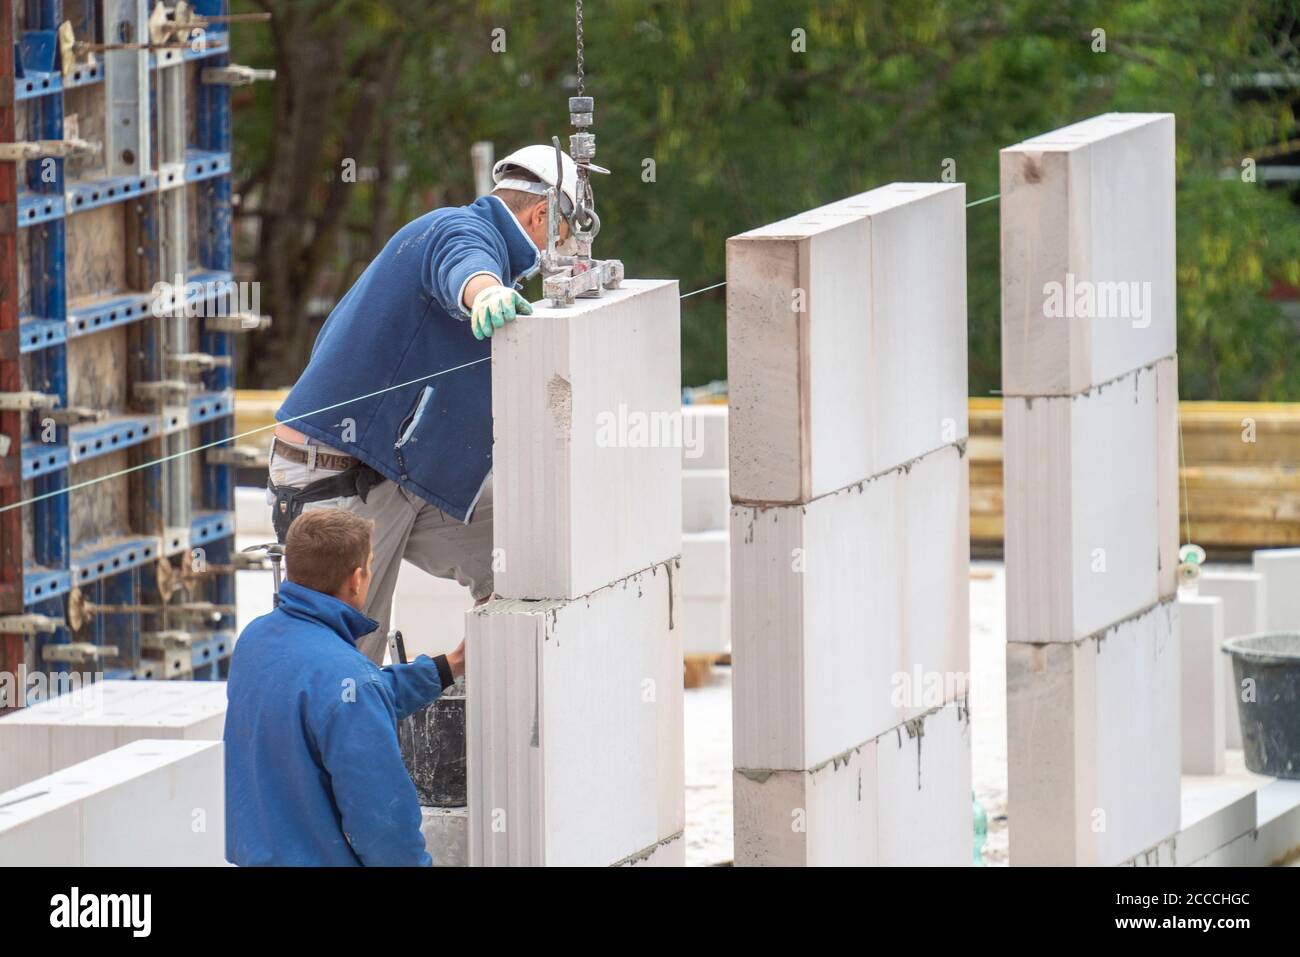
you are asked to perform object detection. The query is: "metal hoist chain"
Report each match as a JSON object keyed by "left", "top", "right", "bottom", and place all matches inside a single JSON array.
[{"left": 575, "top": 0, "right": 585, "bottom": 96}]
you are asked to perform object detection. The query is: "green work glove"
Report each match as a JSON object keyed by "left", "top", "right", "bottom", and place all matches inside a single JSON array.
[{"left": 470, "top": 285, "right": 533, "bottom": 340}]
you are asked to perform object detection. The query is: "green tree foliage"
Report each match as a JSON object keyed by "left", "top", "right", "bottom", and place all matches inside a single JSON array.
[{"left": 231, "top": 0, "right": 1299, "bottom": 398}]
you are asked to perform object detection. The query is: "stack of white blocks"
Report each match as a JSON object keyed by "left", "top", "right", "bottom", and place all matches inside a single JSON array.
[
  {"left": 727, "top": 183, "right": 972, "bottom": 866},
  {"left": 0, "top": 738, "right": 225, "bottom": 866},
  {"left": 466, "top": 280, "right": 685, "bottom": 866},
  {"left": 1002, "top": 113, "right": 1182, "bottom": 866},
  {"left": 681, "top": 405, "right": 730, "bottom": 655},
  {"left": 1178, "top": 594, "right": 1225, "bottom": 775},
  {"left": 0, "top": 679, "right": 227, "bottom": 791},
  {"left": 1197, "top": 569, "right": 1265, "bottom": 751},
  {"left": 1253, "top": 548, "right": 1300, "bottom": 632}
]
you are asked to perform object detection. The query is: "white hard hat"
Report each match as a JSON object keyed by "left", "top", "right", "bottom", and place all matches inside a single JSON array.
[{"left": 493, "top": 144, "right": 580, "bottom": 214}]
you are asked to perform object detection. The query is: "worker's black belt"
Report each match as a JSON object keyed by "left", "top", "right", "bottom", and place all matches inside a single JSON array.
[{"left": 268, "top": 463, "right": 386, "bottom": 543}]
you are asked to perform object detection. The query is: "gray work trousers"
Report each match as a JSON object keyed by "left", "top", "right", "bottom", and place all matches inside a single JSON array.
[{"left": 267, "top": 437, "right": 494, "bottom": 664}]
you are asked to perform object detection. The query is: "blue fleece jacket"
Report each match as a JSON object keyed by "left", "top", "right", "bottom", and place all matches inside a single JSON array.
[
  {"left": 224, "top": 580, "right": 445, "bottom": 866},
  {"left": 276, "top": 195, "right": 541, "bottom": 522}
]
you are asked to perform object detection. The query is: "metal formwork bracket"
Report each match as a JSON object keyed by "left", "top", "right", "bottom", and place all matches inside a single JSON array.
[
  {"left": 152, "top": 3, "right": 272, "bottom": 46},
  {"left": 142, "top": 629, "right": 192, "bottom": 650},
  {"left": 0, "top": 614, "right": 64, "bottom": 635},
  {"left": 167, "top": 353, "right": 232, "bottom": 373},
  {"left": 204, "top": 312, "right": 271, "bottom": 333},
  {"left": 58, "top": 21, "right": 98, "bottom": 77},
  {"left": 163, "top": 603, "right": 235, "bottom": 624},
  {"left": 43, "top": 642, "right": 118, "bottom": 662},
  {"left": 0, "top": 392, "right": 60, "bottom": 411},
  {"left": 45, "top": 407, "right": 109, "bottom": 425},
  {"left": 133, "top": 380, "right": 197, "bottom": 402},
  {"left": 200, "top": 64, "right": 276, "bottom": 86},
  {"left": 0, "top": 139, "right": 102, "bottom": 161}
]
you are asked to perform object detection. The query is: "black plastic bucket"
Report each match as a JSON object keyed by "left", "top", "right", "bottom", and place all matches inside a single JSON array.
[
  {"left": 399, "top": 681, "right": 467, "bottom": 807},
  {"left": 1222, "top": 633, "right": 1300, "bottom": 779}
]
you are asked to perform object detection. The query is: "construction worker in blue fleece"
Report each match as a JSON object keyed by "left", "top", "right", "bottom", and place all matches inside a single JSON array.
[
  {"left": 224, "top": 509, "right": 461, "bottom": 866},
  {"left": 267, "top": 145, "right": 581, "bottom": 663}
]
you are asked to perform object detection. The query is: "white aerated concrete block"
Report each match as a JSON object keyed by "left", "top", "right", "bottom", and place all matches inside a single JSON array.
[
  {"left": 1000, "top": 114, "right": 1176, "bottom": 396},
  {"left": 681, "top": 597, "right": 730, "bottom": 656},
  {"left": 734, "top": 701, "right": 971, "bottom": 867},
  {"left": 681, "top": 531, "right": 730, "bottom": 655},
  {"left": 1140, "top": 758, "right": 1300, "bottom": 867},
  {"left": 0, "top": 739, "right": 224, "bottom": 866},
  {"left": 1253, "top": 548, "right": 1300, "bottom": 632},
  {"left": 1007, "top": 600, "right": 1180, "bottom": 866},
  {"left": 734, "top": 741, "right": 878, "bottom": 867},
  {"left": 732, "top": 443, "right": 968, "bottom": 771},
  {"left": 682, "top": 469, "right": 729, "bottom": 533},
  {"left": 1076, "top": 599, "right": 1180, "bottom": 864},
  {"left": 491, "top": 280, "right": 682, "bottom": 599},
  {"left": 0, "top": 680, "right": 227, "bottom": 792},
  {"left": 1155, "top": 357, "right": 1180, "bottom": 597},
  {"left": 682, "top": 405, "right": 728, "bottom": 471},
  {"left": 466, "top": 565, "right": 683, "bottom": 866},
  {"left": 681, "top": 531, "right": 728, "bottom": 599},
  {"left": 1171, "top": 773, "right": 1259, "bottom": 866},
  {"left": 1004, "top": 362, "right": 1165, "bottom": 643},
  {"left": 726, "top": 184, "right": 967, "bottom": 503},
  {"left": 1178, "top": 594, "right": 1225, "bottom": 775},
  {"left": 1190, "top": 780, "right": 1300, "bottom": 867},
  {"left": 1197, "top": 571, "right": 1265, "bottom": 750},
  {"left": 875, "top": 701, "right": 973, "bottom": 866}
]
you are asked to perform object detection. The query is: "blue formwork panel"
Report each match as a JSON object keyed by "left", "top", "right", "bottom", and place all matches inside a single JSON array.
[
  {"left": 23, "top": 566, "right": 71, "bottom": 605},
  {"left": 191, "top": 510, "right": 235, "bottom": 546},
  {"left": 18, "top": 316, "right": 67, "bottom": 352},
  {"left": 65, "top": 171, "right": 158, "bottom": 214},
  {"left": 184, "top": 149, "right": 231, "bottom": 183},
  {"left": 67, "top": 291, "right": 154, "bottom": 338},
  {"left": 70, "top": 536, "right": 160, "bottom": 589},
  {"left": 68, "top": 415, "right": 161, "bottom": 463},
  {"left": 19, "top": 28, "right": 57, "bottom": 73},
  {"left": 21, "top": 441, "right": 70, "bottom": 480},
  {"left": 190, "top": 635, "right": 215, "bottom": 666},
  {"left": 132, "top": 661, "right": 164, "bottom": 680},
  {"left": 189, "top": 390, "right": 233, "bottom": 425},
  {"left": 8, "top": 1, "right": 254, "bottom": 694},
  {"left": 16, "top": 190, "right": 63, "bottom": 226},
  {"left": 62, "top": 61, "right": 102, "bottom": 90},
  {"left": 14, "top": 69, "right": 58, "bottom": 101},
  {"left": 187, "top": 269, "right": 236, "bottom": 313}
]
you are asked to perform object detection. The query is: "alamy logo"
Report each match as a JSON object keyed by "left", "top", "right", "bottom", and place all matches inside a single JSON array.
[
  {"left": 151, "top": 273, "right": 261, "bottom": 321},
  {"left": 1042, "top": 273, "right": 1152, "bottom": 329},
  {"left": 0, "top": 667, "right": 103, "bottom": 709},
  {"left": 49, "top": 887, "right": 151, "bottom": 937},
  {"left": 595, "top": 404, "right": 705, "bottom": 457}
]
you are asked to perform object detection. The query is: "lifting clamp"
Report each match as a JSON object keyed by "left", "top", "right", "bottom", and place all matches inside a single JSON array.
[{"left": 539, "top": 0, "right": 624, "bottom": 307}]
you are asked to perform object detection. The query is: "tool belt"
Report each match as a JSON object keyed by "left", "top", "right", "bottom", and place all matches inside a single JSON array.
[{"left": 268, "top": 462, "right": 385, "bottom": 543}]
